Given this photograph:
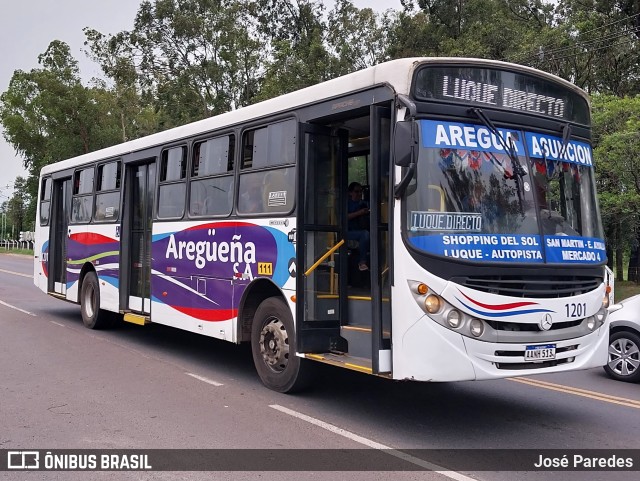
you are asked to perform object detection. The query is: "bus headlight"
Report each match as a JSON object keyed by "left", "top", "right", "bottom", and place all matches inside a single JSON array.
[
  {"left": 586, "top": 316, "right": 596, "bottom": 331},
  {"left": 424, "top": 294, "right": 441, "bottom": 314},
  {"left": 595, "top": 308, "right": 607, "bottom": 325},
  {"left": 447, "top": 310, "right": 462, "bottom": 328},
  {"left": 470, "top": 319, "right": 484, "bottom": 337},
  {"left": 602, "top": 295, "right": 610, "bottom": 309}
]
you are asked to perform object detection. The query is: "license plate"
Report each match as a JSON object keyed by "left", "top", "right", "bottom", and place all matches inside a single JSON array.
[{"left": 524, "top": 344, "right": 556, "bottom": 361}]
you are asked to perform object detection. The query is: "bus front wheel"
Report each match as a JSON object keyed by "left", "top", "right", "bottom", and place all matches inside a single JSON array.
[
  {"left": 80, "top": 271, "right": 114, "bottom": 330},
  {"left": 251, "top": 297, "right": 309, "bottom": 393}
]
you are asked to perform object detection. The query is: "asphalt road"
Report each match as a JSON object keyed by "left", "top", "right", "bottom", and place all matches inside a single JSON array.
[{"left": 1, "top": 252, "right": 638, "bottom": 481}]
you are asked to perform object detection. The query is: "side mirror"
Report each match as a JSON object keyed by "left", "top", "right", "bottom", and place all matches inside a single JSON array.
[{"left": 393, "top": 121, "right": 417, "bottom": 167}]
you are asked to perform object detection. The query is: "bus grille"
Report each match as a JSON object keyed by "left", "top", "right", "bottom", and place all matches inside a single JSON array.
[
  {"left": 495, "top": 359, "right": 574, "bottom": 370},
  {"left": 486, "top": 319, "right": 582, "bottom": 332},
  {"left": 452, "top": 275, "right": 600, "bottom": 298}
]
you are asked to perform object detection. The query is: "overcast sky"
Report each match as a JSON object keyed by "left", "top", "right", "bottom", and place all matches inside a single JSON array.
[{"left": 0, "top": 0, "right": 400, "bottom": 202}]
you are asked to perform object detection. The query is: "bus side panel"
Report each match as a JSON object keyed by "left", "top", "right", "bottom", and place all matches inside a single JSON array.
[
  {"left": 149, "top": 219, "right": 296, "bottom": 341},
  {"left": 65, "top": 224, "right": 121, "bottom": 312},
  {"left": 34, "top": 223, "right": 50, "bottom": 293}
]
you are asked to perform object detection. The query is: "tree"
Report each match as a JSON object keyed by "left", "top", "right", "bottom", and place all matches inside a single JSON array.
[
  {"left": 0, "top": 41, "right": 125, "bottom": 219},
  {"left": 592, "top": 94, "right": 640, "bottom": 281},
  {"left": 7, "top": 177, "right": 31, "bottom": 235},
  {"left": 387, "top": 1, "right": 559, "bottom": 61},
  {"left": 326, "top": 0, "right": 389, "bottom": 74},
  {"left": 523, "top": 0, "right": 640, "bottom": 95},
  {"left": 86, "top": 0, "right": 265, "bottom": 125},
  {"left": 254, "top": 0, "right": 333, "bottom": 100}
]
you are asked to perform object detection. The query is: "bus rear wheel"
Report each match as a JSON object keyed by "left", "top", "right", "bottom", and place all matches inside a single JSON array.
[
  {"left": 251, "top": 297, "right": 309, "bottom": 393},
  {"left": 80, "top": 271, "right": 115, "bottom": 330}
]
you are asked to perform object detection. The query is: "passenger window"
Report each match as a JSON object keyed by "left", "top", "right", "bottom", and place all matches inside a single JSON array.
[
  {"left": 189, "top": 135, "right": 235, "bottom": 217},
  {"left": 94, "top": 161, "right": 121, "bottom": 222},
  {"left": 71, "top": 167, "right": 94, "bottom": 223},
  {"left": 39, "top": 177, "right": 52, "bottom": 226},
  {"left": 158, "top": 146, "right": 187, "bottom": 218},
  {"left": 242, "top": 119, "right": 296, "bottom": 169},
  {"left": 238, "top": 119, "right": 296, "bottom": 215}
]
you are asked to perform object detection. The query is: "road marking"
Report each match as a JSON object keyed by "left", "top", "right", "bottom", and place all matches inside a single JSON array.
[
  {"left": 50, "top": 321, "right": 66, "bottom": 327},
  {"left": 509, "top": 377, "right": 640, "bottom": 409},
  {"left": 0, "top": 268, "right": 32, "bottom": 278},
  {"left": 269, "top": 404, "right": 476, "bottom": 481},
  {"left": 0, "top": 300, "right": 37, "bottom": 317},
  {"left": 185, "top": 372, "right": 224, "bottom": 387}
]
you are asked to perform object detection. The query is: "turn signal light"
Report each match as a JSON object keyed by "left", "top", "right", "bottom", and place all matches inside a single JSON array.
[{"left": 416, "top": 283, "right": 428, "bottom": 295}]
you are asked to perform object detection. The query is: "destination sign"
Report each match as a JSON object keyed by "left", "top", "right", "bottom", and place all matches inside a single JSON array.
[{"left": 413, "top": 66, "right": 590, "bottom": 125}]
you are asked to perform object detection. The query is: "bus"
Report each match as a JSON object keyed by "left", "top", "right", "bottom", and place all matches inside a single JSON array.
[{"left": 34, "top": 57, "right": 610, "bottom": 392}]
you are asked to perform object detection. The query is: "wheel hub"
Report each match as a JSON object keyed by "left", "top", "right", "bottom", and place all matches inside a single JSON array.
[
  {"left": 608, "top": 338, "right": 639, "bottom": 376},
  {"left": 259, "top": 318, "right": 290, "bottom": 373}
]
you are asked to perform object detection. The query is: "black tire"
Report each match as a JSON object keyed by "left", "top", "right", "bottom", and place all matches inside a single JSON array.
[
  {"left": 80, "top": 271, "right": 115, "bottom": 330},
  {"left": 603, "top": 330, "right": 640, "bottom": 383},
  {"left": 251, "top": 297, "right": 310, "bottom": 393}
]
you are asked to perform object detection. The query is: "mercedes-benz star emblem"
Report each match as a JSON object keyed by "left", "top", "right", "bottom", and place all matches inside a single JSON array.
[{"left": 539, "top": 314, "right": 553, "bottom": 331}]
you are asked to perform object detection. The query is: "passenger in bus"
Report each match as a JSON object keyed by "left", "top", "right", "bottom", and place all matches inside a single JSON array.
[{"left": 347, "top": 182, "right": 370, "bottom": 271}]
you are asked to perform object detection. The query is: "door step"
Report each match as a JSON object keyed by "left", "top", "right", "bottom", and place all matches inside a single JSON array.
[
  {"left": 340, "top": 325, "right": 391, "bottom": 358},
  {"left": 123, "top": 313, "right": 150, "bottom": 325},
  {"left": 48, "top": 292, "right": 66, "bottom": 300},
  {"left": 304, "top": 352, "right": 373, "bottom": 374},
  {"left": 341, "top": 325, "right": 372, "bottom": 358}
]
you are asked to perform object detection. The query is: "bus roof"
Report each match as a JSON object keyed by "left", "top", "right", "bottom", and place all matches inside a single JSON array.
[{"left": 41, "top": 57, "right": 588, "bottom": 176}]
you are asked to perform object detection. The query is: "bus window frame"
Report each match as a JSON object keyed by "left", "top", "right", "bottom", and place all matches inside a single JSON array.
[
  {"left": 93, "top": 159, "right": 122, "bottom": 223},
  {"left": 237, "top": 117, "right": 297, "bottom": 217},
  {"left": 70, "top": 165, "right": 95, "bottom": 225},
  {"left": 188, "top": 132, "right": 236, "bottom": 219},
  {"left": 157, "top": 144, "right": 188, "bottom": 220},
  {"left": 39, "top": 176, "right": 52, "bottom": 226}
]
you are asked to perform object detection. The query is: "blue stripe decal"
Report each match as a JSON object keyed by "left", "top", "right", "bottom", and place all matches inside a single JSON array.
[{"left": 456, "top": 298, "right": 554, "bottom": 318}]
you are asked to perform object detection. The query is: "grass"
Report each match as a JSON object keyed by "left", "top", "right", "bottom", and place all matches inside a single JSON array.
[
  {"left": 1, "top": 248, "right": 33, "bottom": 256},
  {"left": 614, "top": 280, "right": 640, "bottom": 303}
]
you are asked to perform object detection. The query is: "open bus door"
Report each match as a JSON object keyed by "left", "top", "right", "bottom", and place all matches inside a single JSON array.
[
  {"left": 121, "top": 157, "right": 156, "bottom": 318},
  {"left": 48, "top": 177, "right": 72, "bottom": 296},
  {"left": 296, "top": 104, "right": 392, "bottom": 375},
  {"left": 296, "top": 124, "right": 349, "bottom": 355}
]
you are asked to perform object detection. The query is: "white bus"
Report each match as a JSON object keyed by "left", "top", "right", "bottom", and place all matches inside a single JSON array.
[{"left": 34, "top": 58, "right": 610, "bottom": 392}]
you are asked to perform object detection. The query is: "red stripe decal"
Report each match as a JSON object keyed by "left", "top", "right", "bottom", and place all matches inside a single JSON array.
[
  {"left": 185, "top": 221, "right": 254, "bottom": 232},
  {"left": 69, "top": 232, "right": 117, "bottom": 245},
  {"left": 172, "top": 306, "right": 238, "bottom": 321},
  {"left": 459, "top": 290, "right": 537, "bottom": 310}
]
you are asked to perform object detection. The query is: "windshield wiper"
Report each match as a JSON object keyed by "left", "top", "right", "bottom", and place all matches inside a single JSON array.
[
  {"left": 468, "top": 107, "right": 527, "bottom": 214},
  {"left": 559, "top": 122, "right": 572, "bottom": 159},
  {"left": 468, "top": 108, "right": 526, "bottom": 177}
]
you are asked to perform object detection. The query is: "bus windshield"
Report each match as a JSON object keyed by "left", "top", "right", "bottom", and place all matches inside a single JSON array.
[{"left": 405, "top": 120, "right": 605, "bottom": 264}]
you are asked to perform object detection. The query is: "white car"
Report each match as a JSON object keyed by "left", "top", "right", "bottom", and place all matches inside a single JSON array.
[{"left": 604, "top": 294, "right": 640, "bottom": 382}]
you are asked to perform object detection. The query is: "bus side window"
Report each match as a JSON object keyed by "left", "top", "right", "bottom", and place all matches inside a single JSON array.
[
  {"left": 71, "top": 167, "right": 94, "bottom": 224},
  {"left": 158, "top": 146, "right": 187, "bottom": 219},
  {"left": 40, "top": 177, "right": 52, "bottom": 225},
  {"left": 94, "top": 161, "right": 121, "bottom": 222},
  {"left": 189, "top": 134, "right": 235, "bottom": 217},
  {"left": 238, "top": 119, "right": 296, "bottom": 215}
]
